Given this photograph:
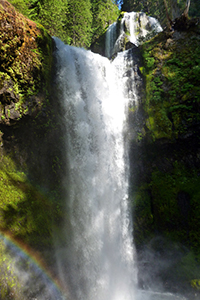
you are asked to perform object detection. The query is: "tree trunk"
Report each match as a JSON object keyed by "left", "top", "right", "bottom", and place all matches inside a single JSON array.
[
  {"left": 163, "top": 0, "right": 173, "bottom": 28},
  {"left": 183, "top": 0, "right": 190, "bottom": 17}
]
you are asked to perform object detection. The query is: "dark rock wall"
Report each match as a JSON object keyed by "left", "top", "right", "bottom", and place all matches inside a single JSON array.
[
  {"left": 0, "top": 0, "right": 63, "bottom": 255},
  {"left": 129, "top": 18, "right": 200, "bottom": 296},
  {"left": 0, "top": 2, "right": 66, "bottom": 297},
  {"left": 133, "top": 19, "right": 200, "bottom": 246}
]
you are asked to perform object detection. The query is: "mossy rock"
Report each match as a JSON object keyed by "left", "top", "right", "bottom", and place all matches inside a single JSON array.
[
  {"left": 134, "top": 161, "right": 200, "bottom": 253},
  {"left": 141, "top": 20, "right": 200, "bottom": 141},
  {"left": 90, "top": 31, "right": 106, "bottom": 56},
  {"left": 0, "top": 0, "right": 53, "bottom": 124},
  {"left": 0, "top": 155, "right": 54, "bottom": 248},
  {"left": 132, "top": 22, "right": 200, "bottom": 253}
]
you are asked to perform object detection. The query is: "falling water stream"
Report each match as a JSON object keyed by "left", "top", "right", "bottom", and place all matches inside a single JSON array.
[
  {"left": 54, "top": 38, "right": 136, "bottom": 300},
  {"left": 53, "top": 12, "right": 185, "bottom": 300},
  {"left": 105, "top": 11, "right": 163, "bottom": 58}
]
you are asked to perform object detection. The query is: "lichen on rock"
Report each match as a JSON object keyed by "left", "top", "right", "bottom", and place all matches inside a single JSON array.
[{"left": 0, "top": 0, "right": 53, "bottom": 125}]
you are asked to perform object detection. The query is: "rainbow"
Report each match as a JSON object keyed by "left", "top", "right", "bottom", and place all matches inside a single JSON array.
[{"left": 0, "top": 229, "right": 68, "bottom": 299}]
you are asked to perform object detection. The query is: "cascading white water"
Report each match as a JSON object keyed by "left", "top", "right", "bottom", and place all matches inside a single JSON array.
[
  {"left": 106, "top": 12, "right": 163, "bottom": 57},
  {"left": 54, "top": 38, "right": 137, "bottom": 300},
  {"left": 53, "top": 13, "right": 187, "bottom": 300},
  {"left": 124, "top": 12, "right": 163, "bottom": 46}
]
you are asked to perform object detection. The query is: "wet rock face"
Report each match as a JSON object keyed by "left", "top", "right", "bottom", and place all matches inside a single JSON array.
[
  {"left": 0, "top": 0, "right": 53, "bottom": 125},
  {"left": 130, "top": 21, "right": 200, "bottom": 274}
]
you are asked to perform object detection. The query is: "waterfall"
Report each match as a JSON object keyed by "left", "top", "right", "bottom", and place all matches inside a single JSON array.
[
  {"left": 105, "top": 22, "right": 117, "bottom": 58},
  {"left": 54, "top": 38, "right": 137, "bottom": 300},
  {"left": 106, "top": 12, "right": 163, "bottom": 57},
  {"left": 124, "top": 12, "right": 163, "bottom": 46},
  {"left": 53, "top": 13, "right": 187, "bottom": 300}
]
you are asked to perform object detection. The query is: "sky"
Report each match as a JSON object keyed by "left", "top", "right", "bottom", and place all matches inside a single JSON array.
[{"left": 116, "top": 0, "right": 123, "bottom": 9}]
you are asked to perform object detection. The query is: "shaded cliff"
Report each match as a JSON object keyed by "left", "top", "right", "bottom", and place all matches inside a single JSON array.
[
  {"left": 133, "top": 17, "right": 200, "bottom": 247},
  {"left": 0, "top": 2, "right": 66, "bottom": 297},
  {"left": 0, "top": 0, "right": 65, "bottom": 260},
  {"left": 129, "top": 17, "right": 200, "bottom": 296}
]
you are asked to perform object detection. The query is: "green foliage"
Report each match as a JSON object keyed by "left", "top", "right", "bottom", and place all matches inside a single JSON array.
[
  {"left": 10, "top": 0, "right": 120, "bottom": 48},
  {"left": 141, "top": 28, "right": 200, "bottom": 140},
  {"left": 0, "top": 3, "right": 53, "bottom": 122},
  {"left": 191, "top": 279, "right": 200, "bottom": 290},
  {"left": 65, "top": 0, "right": 92, "bottom": 47},
  {"left": 0, "top": 240, "right": 22, "bottom": 300},
  {"left": 8, "top": 0, "right": 30, "bottom": 15},
  {"left": 33, "top": 0, "right": 70, "bottom": 45},
  {"left": 0, "top": 156, "right": 54, "bottom": 248},
  {"left": 165, "top": 250, "right": 200, "bottom": 291},
  {"left": 143, "top": 52, "right": 155, "bottom": 69},
  {"left": 134, "top": 162, "right": 200, "bottom": 253},
  {"left": 177, "top": 0, "right": 200, "bottom": 17},
  {"left": 122, "top": 0, "right": 200, "bottom": 28},
  {"left": 91, "top": 0, "right": 119, "bottom": 42}
]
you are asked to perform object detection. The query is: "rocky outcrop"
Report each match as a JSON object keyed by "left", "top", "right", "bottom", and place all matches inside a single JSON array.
[
  {"left": 91, "top": 11, "right": 163, "bottom": 58},
  {"left": 0, "top": 0, "right": 53, "bottom": 125},
  {"left": 0, "top": 3, "right": 65, "bottom": 297},
  {"left": 131, "top": 16, "right": 200, "bottom": 234},
  {"left": 129, "top": 17, "right": 200, "bottom": 297},
  {"left": 0, "top": 0, "right": 62, "bottom": 269}
]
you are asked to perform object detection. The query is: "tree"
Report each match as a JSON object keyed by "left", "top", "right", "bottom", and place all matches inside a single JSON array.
[
  {"left": 8, "top": 0, "right": 30, "bottom": 16},
  {"left": 188, "top": 0, "right": 200, "bottom": 17},
  {"left": 121, "top": 0, "right": 181, "bottom": 27},
  {"left": 91, "top": 0, "right": 119, "bottom": 42},
  {"left": 9, "top": 0, "right": 120, "bottom": 48},
  {"left": 64, "top": 0, "right": 92, "bottom": 47},
  {"left": 34, "top": 0, "right": 70, "bottom": 44},
  {"left": 10, "top": 0, "right": 70, "bottom": 44},
  {"left": 122, "top": 0, "right": 200, "bottom": 27}
]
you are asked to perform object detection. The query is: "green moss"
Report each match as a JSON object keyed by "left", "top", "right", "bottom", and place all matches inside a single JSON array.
[
  {"left": 0, "top": 2, "right": 53, "bottom": 122},
  {"left": 134, "top": 162, "right": 200, "bottom": 253},
  {"left": 133, "top": 185, "right": 154, "bottom": 245},
  {"left": 191, "top": 279, "right": 200, "bottom": 290},
  {"left": 0, "top": 240, "right": 22, "bottom": 299},
  {"left": 141, "top": 28, "right": 200, "bottom": 140},
  {"left": 0, "top": 155, "right": 55, "bottom": 249}
]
